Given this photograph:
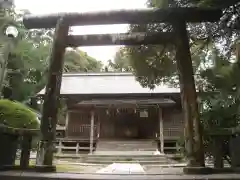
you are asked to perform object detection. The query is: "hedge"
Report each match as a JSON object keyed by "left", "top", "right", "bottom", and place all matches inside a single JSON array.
[{"left": 0, "top": 99, "right": 39, "bottom": 129}]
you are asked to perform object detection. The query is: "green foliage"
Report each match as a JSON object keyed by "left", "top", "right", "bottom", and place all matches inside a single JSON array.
[
  {"left": 64, "top": 49, "right": 103, "bottom": 73},
  {"left": 0, "top": 8, "right": 103, "bottom": 104},
  {"left": 0, "top": 99, "right": 39, "bottom": 129},
  {"left": 122, "top": 0, "right": 240, "bottom": 89},
  {"left": 200, "top": 45, "right": 240, "bottom": 129},
  {"left": 106, "top": 47, "right": 132, "bottom": 72}
]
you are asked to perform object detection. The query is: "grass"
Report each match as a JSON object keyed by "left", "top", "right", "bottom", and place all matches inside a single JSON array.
[
  {"left": 15, "top": 159, "right": 84, "bottom": 173},
  {"left": 56, "top": 164, "right": 83, "bottom": 173}
]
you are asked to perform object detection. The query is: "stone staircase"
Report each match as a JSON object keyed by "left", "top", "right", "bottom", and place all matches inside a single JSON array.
[
  {"left": 55, "top": 152, "right": 176, "bottom": 165},
  {"left": 81, "top": 140, "right": 172, "bottom": 165},
  {"left": 80, "top": 154, "right": 175, "bottom": 165},
  {"left": 55, "top": 140, "right": 178, "bottom": 165},
  {"left": 96, "top": 140, "right": 158, "bottom": 151}
]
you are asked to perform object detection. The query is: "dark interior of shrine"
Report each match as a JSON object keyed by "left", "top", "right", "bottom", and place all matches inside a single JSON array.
[{"left": 99, "top": 108, "right": 159, "bottom": 140}]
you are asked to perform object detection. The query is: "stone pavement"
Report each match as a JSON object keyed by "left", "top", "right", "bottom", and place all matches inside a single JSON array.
[
  {"left": 94, "top": 163, "right": 185, "bottom": 174},
  {"left": 96, "top": 163, "right": 145, "bottom": 174},
  {"left": 1, "top": 171, "right": 240, "bottom": 180}
]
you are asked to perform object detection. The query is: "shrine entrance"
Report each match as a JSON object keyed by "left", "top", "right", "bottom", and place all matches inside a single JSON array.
[
  {"left": 23, "top": 7, "right": 222, "bottom": 170},
  {"left": 114, "top": 111, "right": 139, "bottom": 139},
  {"left": 99, "top": 108, "right": 158, "bottom": 140}
]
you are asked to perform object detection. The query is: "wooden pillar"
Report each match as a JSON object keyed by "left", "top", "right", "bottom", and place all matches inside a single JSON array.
[
  {"left": 20, "top": 135, "right": 32, "bottom": 169},
  {"left": 159, "top": 108, "right": 164, "bottom": 153},
  {"left": 76, "top": 143, "right": 80, "bottom": 155},
  {"left": 57, "top": 140, "right": 62, "bottom": 154},
  {"left": 212, "top": 136, "right": 224, "bottom": 168},
  {"left": 36, "top": 17, "right": 69, "bottom": 167},
  {"left": 65, "top": 111, "right": 69, "bottom": 137},
  {"left": 173, "top": 20, "right": 204, "bottom": 167},
  {"left": 90, "top": 110, "right": 95, "bottom": 154}
]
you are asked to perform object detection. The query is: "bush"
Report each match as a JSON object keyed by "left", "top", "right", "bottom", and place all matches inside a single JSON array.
[{"left": 0, "top": 99, "right": 39, "bottom": 129}]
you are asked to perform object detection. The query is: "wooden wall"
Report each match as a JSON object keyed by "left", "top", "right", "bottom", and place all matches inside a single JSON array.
[
  {"left": 67, "top": 111, "right": 98, "bottom": 138},
  {"left": 163, "top": 107, "right": 184, "bottom": 139},
  {"left": 66, "top": 106, "right": 184, "bottom": 140}
]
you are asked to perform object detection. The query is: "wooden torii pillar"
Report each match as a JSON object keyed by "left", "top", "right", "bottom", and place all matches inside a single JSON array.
[{"left": 23, "top": 8, "right": 222, "bottom": 170}]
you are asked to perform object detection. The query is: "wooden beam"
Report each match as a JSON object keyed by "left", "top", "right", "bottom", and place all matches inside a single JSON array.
[
  {"left": 67, "top": 32, "right": 175, "bottom": 47},
  {"left": 36, "top": 17, "right": 69, "bottom": 167},
  {"left": 23, "top": 8, "right": 222, "bottom": 29}
]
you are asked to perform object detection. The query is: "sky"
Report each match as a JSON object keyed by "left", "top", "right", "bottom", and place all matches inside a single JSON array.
[{"left": 14, "top": 0, "right": 147, "bottom": 63}]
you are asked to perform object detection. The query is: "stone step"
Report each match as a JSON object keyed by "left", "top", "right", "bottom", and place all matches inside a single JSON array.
[
  {"left": 55, "top": 154, "right": 166, "bottom": 159},
  {"left": 81, "top": 157, "right": 169, "bottom": 163},
  {"left": 81, "top": 160, "right": 172, "bottom": 165},
  {"left": 55, "top": 151, "right": 176, "bottom": 165},
  {"left": 97, "top": 140, "right": 157, "bottom": 151},
  {"left": 81, "top": 155, "right": 172, "bottom": 164},
  {"left": 82, "top": 156, "right": 167, "bottom": 160}
]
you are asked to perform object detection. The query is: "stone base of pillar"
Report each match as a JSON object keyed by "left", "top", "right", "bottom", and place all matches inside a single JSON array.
[{"left": 36, "top": 140, "right": 55, "bottom": 167}]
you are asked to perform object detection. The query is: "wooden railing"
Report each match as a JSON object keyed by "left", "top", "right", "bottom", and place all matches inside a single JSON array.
[
  {"left": 164, "top": 127, "right": 183, "bottom": 138},
  {"left": 0, "top": 124, "right": 39, "bottom": 170},
  {"left": 56, "top": 140, "right": 90, "bottom": 154},
  {"left": 67, "top": 124, "right": 97, "bottom": 137}
]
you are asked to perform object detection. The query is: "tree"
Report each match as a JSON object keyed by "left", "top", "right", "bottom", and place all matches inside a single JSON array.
[
  {"left": 0, "top": 8, "right": 103, "bottom": 103},
  {"left": 64, "top": 49, "right": 102, "bottom": 73},
  {"left": 124, "top": 0, "right": 240, "bottom": 89},
  {"left": 107, "top": 47, "right": 132, "bottom": 72}
]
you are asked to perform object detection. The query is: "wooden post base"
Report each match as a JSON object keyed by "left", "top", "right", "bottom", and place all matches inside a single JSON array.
[{"left": 36, "top": 140, "right": 55, "bottom": 167}]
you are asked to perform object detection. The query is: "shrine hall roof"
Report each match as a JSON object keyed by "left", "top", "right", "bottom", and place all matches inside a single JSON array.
[{"left": 38, "top": 72, "right": 180, "bottom": 95}]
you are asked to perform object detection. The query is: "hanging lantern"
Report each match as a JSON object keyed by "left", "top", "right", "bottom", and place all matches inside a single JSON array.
[
  {"left": 140, "top": 109, "right": 148, "bottom": 118},
  {"left": 106, "top": 109, "right": 109, "bottom": 115}
]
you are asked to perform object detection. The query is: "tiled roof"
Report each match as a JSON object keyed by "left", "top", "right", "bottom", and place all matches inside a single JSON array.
[{"left": 38, "top": 72, "right": 180, "bottom": 95}]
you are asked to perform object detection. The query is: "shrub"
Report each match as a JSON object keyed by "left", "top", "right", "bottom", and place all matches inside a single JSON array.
[{"left": 0, "top": 99, "right": 39, "bottom": 129}]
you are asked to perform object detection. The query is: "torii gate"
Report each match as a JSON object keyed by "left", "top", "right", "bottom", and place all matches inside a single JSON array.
[{"left": 23, "top": 8, "right": 222, "bottom": 171}]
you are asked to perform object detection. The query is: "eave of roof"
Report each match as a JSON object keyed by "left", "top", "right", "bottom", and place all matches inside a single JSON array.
[{"left": 77, "top": 98, "right": 176, "bottom": 106}]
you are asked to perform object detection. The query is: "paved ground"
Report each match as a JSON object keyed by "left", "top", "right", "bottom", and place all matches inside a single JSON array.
[
  {"left": 1, "top": 171, "right": 240, "bottom": 180},
  {"left": 143, "top": 166, "right": 183, "bottom": 174},
  {"left": 96, "top": 163, "right": 145, "bottom": 174},
  {"left": 94, "top": 163, "right": 185, "bottom": 174},
  {"left": 55, "top": 160, "right": 186, "bottom": 174}
]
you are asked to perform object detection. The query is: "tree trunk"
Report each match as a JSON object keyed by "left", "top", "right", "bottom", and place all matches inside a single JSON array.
[{"left": 173, "top": 20, "right": 205, "bottom": 167}]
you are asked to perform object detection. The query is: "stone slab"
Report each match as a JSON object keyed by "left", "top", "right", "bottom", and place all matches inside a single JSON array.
[{"left": 96, "top": 163, "right": 145, "bottom": 174}]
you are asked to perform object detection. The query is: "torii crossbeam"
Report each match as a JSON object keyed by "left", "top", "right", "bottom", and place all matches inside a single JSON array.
[{"left": 23, "top": 8, "right": 222, "bottom": 172}]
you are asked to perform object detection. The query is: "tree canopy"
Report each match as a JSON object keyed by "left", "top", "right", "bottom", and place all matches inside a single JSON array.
[
  {"left": 0, "top": 8, "right": 103, "bottom": 103},
  {"left": 119, "top": 0, "right": 240, "bottom": 89}
]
